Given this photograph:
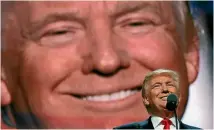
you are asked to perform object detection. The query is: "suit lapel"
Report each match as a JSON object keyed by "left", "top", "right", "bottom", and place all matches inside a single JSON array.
[
  {"left": 147, "top": 116, "right": 155, "bottom": 129},
  {"left": 139, "top": 117, "right": 187, "bottom": 129},
  {"left": 179, "top": 120, "right": 187, "bottom": 129},
  {"left": 139, "top": 116, "right": 154, "bottom": 129}
]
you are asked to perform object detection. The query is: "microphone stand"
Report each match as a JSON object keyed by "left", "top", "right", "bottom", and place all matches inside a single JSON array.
[
  {"left": 166, "top": 94, "right": 179, "bottom": 130},
  {"left": 174, "top": 109, "right": 178, "bottom": 130}
]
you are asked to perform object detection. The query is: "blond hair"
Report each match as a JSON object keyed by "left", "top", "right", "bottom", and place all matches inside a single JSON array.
[{"left": 141, "top": 69, "right": 180, "bottom": 97}]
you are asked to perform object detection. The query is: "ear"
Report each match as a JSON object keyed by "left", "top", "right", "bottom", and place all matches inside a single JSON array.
[
  {"left": 184, "top": 16, "right": 199, "bottom": 84},
  {"left": 177, "top": 94, "right": 181, "bottom": 105},
  {"left": 142, "top": 96, "right": 150, "bottom": 106},
  {"left": 1, "top": 68, "right": 11, "bottom": 106}
]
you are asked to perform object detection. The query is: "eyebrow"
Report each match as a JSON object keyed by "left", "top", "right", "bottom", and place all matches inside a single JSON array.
[
  {"left": 25, "top": 2, "right": 160, "bottom": 36},
  {"left": 111, "top": 1, "right": 160, "bottom": 18},
  {"left": 152, "top": 82, "right": 162, "bottom": 86},
  {"left": 26, "top": 12, "right": 85, "bottom": 35},
  {"left": 166, "top": 81, "right": 173, "bottom": 84}
]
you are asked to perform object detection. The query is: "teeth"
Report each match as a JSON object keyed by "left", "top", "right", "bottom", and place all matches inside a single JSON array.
[
  {"left": 82, "top": 89, "right": 138, "bottom": 102},
  {"left": 161, "top": 97, "right": 167, "bottom": 101}
]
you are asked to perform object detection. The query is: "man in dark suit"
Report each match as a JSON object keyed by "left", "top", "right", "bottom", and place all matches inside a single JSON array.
[{"left": 114, "top": 69, "right": 201, "bottom": 129}]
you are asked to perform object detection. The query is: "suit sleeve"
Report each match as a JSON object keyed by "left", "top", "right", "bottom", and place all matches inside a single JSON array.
[{"left": 113, "top": 122, "right": 141, "bottom": 129}]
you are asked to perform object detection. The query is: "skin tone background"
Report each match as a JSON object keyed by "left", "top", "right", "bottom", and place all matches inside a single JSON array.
[{"left": 1, "top": 1, "right": 206, "bottom": 129}]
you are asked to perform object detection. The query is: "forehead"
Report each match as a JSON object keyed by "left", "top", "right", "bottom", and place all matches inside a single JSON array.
[
  {"left": 16, "top": 1, "right": 172, "bottom": 20},
  {"left": 27, "top": 1, "right": 160, "bottom": 11},
  {"left": 149, "top": 74, "right": 175, "bottom": 84}
]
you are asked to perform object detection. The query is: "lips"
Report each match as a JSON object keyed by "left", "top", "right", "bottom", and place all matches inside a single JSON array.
[
  {"left": 161, "top": 96, "right": 167, "bottom": 101},
  {"left": 160, "top": 96, "right": 167, "bottom": 98},
  {"left": 160, "top": 95, "right": 169, "bottom": 101},
  {"left": 74, "top": 86, "right": 142, "bottom": 102},
  {"left": 57, "top": 85, "right": 142, "bottom": 112}
]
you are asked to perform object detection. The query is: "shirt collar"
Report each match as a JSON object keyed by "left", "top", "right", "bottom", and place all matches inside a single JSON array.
[
  {"left": 170, "top": 116, "right": 177, "bottom": 127},
  {"left": 151, "top": 116, "right": 178, "bottom": 128},
  {"left": 151, "top": 116, "right": 163, "bottom": 128}
]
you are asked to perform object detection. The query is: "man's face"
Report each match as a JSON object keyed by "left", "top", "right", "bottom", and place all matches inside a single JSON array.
[
  {"left": 3, "top": 1, "right": 198, "bottom": 128},
  {"left": 144, "top": 75, "right": 179, "bottom": 114}
]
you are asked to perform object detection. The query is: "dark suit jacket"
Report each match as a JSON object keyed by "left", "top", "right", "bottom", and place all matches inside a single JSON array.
[{"left": 113, "top": 117, "right": 201, "bottom": 129}]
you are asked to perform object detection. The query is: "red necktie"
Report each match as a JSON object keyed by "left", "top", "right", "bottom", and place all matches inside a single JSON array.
[{"left": 161, "top": 118, "right": 172, "bottom": 130}]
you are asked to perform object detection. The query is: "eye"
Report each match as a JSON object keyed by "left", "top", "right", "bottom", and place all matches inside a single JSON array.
[
  {"left": 114, "top": 12, "right": 161, "bottom": 36},
  {"left": 48, "top": 30, "right": 70, "bottom": 35},
  {"left": 120, "top": 19, "right": 155, "bottom": 34},
  {"left": 167, "top": 83, "right": 175, "bottom": 87},
  {"left": 40, "top": 28, "right": 75, "bottom": 46},
  {"left": 127, "top": 21, "right": 145, "bottom": 27},
  {"left": 39, "top": 27, "right": 84, "bottom": 47},
  {"left": 36, "top": 21, "right": 84, "bottom": 47},
  {"left": 124, "top": 20, "right": 152, "bottom": 28},
  {"left": 152, "top": 84, "right": 161, "bottom": 89}
]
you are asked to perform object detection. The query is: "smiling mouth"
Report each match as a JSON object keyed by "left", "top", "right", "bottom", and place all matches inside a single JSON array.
[
  {"left": 72, "top": 86, "right": 142, "bottom": 102},
  {"left": 161, "top": 96, "right": 167, "bottom": 100}
]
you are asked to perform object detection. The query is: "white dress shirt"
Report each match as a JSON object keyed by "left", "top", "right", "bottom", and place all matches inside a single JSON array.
[{"left": 151, "top": 116, "right": 180, "bottom": 130}]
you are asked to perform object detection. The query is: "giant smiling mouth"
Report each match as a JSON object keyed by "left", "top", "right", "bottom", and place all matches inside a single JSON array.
[
  {"left": 72, "top": 86, "right": 142, "bottom": 102},
  {"left": 58, "top": 84, "right": 143, "bottom": 111}
]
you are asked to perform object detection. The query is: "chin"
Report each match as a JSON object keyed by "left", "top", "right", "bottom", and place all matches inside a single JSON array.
[
  {"left": 40, "top": 114, "right": 149, "bottom": 128},
  {"left": 36, "top": 104, "right": 149, "bottom": 128}
]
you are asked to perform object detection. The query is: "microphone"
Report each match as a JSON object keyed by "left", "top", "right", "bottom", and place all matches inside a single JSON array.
[
  {"left": 166, "top": 94, "right": 178, "bottom": 111},
  {"left": 166, "top": 94, "right": 179, "bottom": 130}
]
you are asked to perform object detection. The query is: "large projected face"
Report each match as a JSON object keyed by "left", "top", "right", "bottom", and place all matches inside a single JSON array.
[{"left": 1, "top": 1, "right": 199, "bottom": 128}]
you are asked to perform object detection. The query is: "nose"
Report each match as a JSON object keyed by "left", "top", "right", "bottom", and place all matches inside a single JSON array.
[
  {"left": 82, "top": 33, "right": 130, "bottom": 75},
  {"left": 162, "top": 85, "right": 169, "bottom": 93},
  {"left": 82, "top": 12, "right": 130, "bottom": 75},
  {"left": 93, "top": 47, "right": 123, "bottom": 74}
]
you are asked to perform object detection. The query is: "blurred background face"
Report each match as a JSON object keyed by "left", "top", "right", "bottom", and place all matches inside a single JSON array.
[{"left": 2, "top": 1, "right": 196, "bottom": 128}]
